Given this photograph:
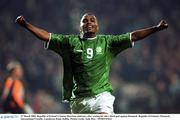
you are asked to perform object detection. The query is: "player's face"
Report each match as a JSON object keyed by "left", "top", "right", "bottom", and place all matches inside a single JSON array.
[{"left": 80, "top": 14, "right": 99, "bottom": 34}]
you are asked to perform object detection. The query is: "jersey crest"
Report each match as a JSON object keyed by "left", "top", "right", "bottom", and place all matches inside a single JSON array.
[{"left": 96, "top": 46, "right": 103, "bottom": 54}]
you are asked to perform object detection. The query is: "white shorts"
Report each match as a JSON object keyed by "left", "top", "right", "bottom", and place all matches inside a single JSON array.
[{"left": 70, "top": 91, "right": 115, "bottom": 114}]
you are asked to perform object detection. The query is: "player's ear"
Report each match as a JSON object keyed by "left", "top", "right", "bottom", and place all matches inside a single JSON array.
[
  {"left": 79, "top": 26, "right": 83, "bottom": 33},
  {"left": 96, "top": 24, "right": 99, "bottom": 32}
]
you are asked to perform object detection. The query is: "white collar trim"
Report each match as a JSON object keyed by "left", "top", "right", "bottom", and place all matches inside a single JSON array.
[
  {"left": 86, "top": 36, "right": 97, "bottom": 40},
  {"left": 80, "top": 34, "right": 97, "bottom": 40}
]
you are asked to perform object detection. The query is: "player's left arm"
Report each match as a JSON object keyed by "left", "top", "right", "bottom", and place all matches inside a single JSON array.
[{"left": 131, "top": 20, "right": 168, "bottom": 42}]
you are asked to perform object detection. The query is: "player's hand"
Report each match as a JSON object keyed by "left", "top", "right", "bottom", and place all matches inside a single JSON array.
[
  {"left": 15, "top": 16, "right": 27, "bottom": 27},
  {"left": 156, "top": 20, "right": 168, "bottom": 31}
]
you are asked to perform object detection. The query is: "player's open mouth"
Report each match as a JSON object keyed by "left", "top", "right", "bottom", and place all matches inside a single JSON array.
[
  {"left": 88, "top": 24, "right": 92, "bottom": 27},
  {"left": 87, "top": 25, "right": 92, "bottom": 29},
  {"left": 86, "top": 25, "right": 93, "bottom": 31}
]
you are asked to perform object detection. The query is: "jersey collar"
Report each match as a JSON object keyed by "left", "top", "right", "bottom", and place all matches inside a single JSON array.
[
  {"left": 79, "top": 34, "right": 97, "bottom": 40},
  {"left": 86, "top": 36, "right": 97, "bottom": 40}
]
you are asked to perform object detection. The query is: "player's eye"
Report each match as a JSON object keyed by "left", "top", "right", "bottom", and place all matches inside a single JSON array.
[
  {"left": 83, "top": 19, "right": 88, "bottom": 23},
  {"left": 91, "top": 18, "right": 95, "bottom": 22}
]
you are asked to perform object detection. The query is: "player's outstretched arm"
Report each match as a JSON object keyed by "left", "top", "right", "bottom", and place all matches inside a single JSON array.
[
  {"left": 15, "top": 16, "right": 49, "bottom": 42},
  {"left": 131, "top": 20, "right": 168, "bottom": 42}
]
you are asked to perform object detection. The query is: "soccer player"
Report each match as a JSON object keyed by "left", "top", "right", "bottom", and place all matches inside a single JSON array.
[{"left": 16, "top": 13, "right": 168, "bottom": 114}]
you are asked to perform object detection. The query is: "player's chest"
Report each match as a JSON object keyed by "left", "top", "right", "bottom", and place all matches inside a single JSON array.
[{"left": 71, "top": 40, "right": 107, "bottom": 61}]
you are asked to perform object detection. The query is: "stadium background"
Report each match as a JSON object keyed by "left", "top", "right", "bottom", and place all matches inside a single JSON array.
[{"left": 0, "top": 0, "right": 179, "bottom": 113}]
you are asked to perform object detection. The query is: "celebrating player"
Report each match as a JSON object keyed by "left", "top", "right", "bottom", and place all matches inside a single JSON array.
[{"left": 16, "top": 13, "right": 168, "bottom": 114}]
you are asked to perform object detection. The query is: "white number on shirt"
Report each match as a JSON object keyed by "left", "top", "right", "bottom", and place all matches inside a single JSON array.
[{"left": 86, "top": 48, "right": 93, "bottom": 59}]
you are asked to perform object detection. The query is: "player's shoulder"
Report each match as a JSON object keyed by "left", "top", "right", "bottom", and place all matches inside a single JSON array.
[
  {"left": 67, "top": 34, "right": 80, "bottom": 41},
  {"left": 67, "top": 34, "right": 79, "bottom": 38},
  {"left": 97, "top": 34, "right": 115, "bottom": 37},
  {"left": 96, "top": 34, "right": 114, "bottom": 40},
  {"left": 51, "top": 33, "right": 78, "bottom": 39},
  {"left": 67, "top": 34, "right": 81, "bottom": 45}
]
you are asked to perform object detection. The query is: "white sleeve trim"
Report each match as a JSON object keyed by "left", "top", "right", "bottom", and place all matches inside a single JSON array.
[
  {"left": 62, "top": 100, "right": 70, "bottom": 103},
  {"left": 44, "top": 33, "right": 51, "bottom": 49},
  {"left": 130, "top": 32, "right": 134, "bottom": 47}
]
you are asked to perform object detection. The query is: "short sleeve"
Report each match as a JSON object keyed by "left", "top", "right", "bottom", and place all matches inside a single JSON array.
[
  {"left": 44, "top": 33, "right": 69, "bottom": 55},
  {"left": 107, "top": 32, "right": 134, "bottom": 56}
]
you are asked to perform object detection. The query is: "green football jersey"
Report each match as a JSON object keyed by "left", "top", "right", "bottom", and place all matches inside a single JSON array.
[{"left": 46, "top": 33, "right": 132, "bottom": 101}]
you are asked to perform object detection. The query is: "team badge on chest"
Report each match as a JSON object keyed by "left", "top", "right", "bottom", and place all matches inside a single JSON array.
[{"left": 96, "top": 46, "right": 103, "bottom": 54}]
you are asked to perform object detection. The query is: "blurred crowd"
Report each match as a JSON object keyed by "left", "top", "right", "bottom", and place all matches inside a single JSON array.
[{"left": 0, "top": 0, "right": 180, "bottom": 113}]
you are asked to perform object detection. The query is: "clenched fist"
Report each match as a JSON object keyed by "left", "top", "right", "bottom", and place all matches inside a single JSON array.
[
  {"left": 156, "top": 20, "right": 168, "bottom": 31},
  {"left": 15, "top": 16, "right": 27, "bottom": 27}
]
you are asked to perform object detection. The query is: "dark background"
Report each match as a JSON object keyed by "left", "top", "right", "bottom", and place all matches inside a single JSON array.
[{"left": 0, "top": 0, "right": 180, "bottom": 113}]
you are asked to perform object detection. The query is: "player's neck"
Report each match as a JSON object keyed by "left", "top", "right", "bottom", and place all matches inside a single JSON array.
[{"left": 82, "top": 32, "right": 96, "bottom": 39}]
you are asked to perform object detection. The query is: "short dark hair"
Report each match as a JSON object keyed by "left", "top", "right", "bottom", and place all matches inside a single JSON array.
[
  {"left": 83, "top": 12, "right": 95, "bottom": 16},
  {"left": 80, "top": 12, "right": 98, "bottom": 25}
]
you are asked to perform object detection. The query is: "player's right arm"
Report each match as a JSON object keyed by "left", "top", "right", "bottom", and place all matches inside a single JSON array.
[{"left": 15, "top": 16, "right": 49, "bottom": 42}]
